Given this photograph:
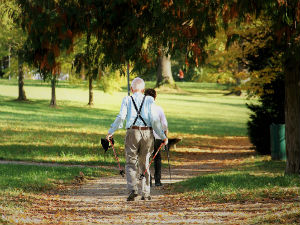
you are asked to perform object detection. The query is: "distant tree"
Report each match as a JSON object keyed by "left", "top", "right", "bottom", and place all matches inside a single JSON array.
[
  {"left": 223, "top": 18, "right": 282, "bottom": 96},
  {"left": 73, "top": 32, "right": 103, "bottom": 106},
  {"left": 0, "top": 0, "right": 27, "bottom": 101},
  {"left": 156, "top": 49, "right": 175, "bottom": 87},
  {"left": 134, "top": 45, "right": 176, "bottom": 87}
]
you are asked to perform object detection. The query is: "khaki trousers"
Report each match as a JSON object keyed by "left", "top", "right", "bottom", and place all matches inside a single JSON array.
[{"left": 125, "top": 128, "right": 154, "bottom": 197}]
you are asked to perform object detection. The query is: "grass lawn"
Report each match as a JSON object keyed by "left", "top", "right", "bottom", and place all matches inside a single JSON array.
[
  {"left": 174, "top": 157, "right": 299, "bottom": 202},
  {"left": 0, "top": 163, "right": 114, "bottom": 192},
  {"left": 0, "top": 79, "right": 250, "bottom": 166},
  {"left": 0, "top": 78, "right": 250, "bottom": 196}
]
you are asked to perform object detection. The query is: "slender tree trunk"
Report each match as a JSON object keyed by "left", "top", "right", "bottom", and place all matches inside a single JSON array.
[
  {"left": 50, "top": 76, "right": 57, "bottom": 107},
  {"left": 8, "top": 46, "right": 11, "bottom": 80},
  {"left": 284, "top": 61, "right": 300, "bottom": 174},
  {"left": 85, "top": 30, "right": 94, "bottom": 105},
  {"left": 0, "top": 59, "right": 3, "bottom": 78},
  {"left": 156, "top": 48, "right": 175, "bottom": 87},
  {"left": 88, "top": 75, "right": 93, "bottom": 105},
  {"left": 17, "top": 56, "right": 27, "bottom": 101}
]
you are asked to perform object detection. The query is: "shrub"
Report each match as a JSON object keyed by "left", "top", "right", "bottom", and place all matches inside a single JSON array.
[{"left": 247, "top": 74, "right": 285, "bottom": 155}]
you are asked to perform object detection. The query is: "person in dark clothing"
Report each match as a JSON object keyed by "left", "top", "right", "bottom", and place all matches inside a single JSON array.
[{"left": 144, "top": 88, "right": 168, "bottom": 187}]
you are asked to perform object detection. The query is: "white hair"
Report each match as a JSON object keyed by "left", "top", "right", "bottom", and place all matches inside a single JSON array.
[{"left": 131, "top": 77, "right": 145, "bottom": 91}]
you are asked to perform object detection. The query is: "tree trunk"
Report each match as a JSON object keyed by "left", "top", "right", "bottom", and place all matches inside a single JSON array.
[
  {"left": 17, "top": 56, "right": 27, "bottom": 101},
  {"left": 284, "top": 61, "right": 300, "bottom": 174},
  {"left": 50, "top": 76, "right": 57, "bottom": 107},
  {"left": 8, "top": 45, "right": 11, "bottom": 80},
  {"left": 88, "top": 75, "right": 93, "bottom": 106},
  {"left": 0, "top": 59, "right": 2, "bottom": 78},
  {"left": 86, "top": 30, "right": 94, "bottom": 105},
  {"left": 156, "top": 49, "right": 175, "bottom": 87}
]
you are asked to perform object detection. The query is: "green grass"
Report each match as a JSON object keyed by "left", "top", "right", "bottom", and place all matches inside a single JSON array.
[
  {"left": 0, "top": 79, "right": 250, "bottom": 166},
  {"left": 0, "top": 163, "right": 114, "bottom": 192},
  {"left": 0, "top": 79, "right": 250, "bottom": 195},
  {"left": 173, "top": 157, "right": 300, "bottom": 203},
  {"left": 0, "top": 77, "right": 253, "bottom": 221}
]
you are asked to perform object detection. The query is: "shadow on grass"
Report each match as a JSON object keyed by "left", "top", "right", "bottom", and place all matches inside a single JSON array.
[
  {"left": 0, "top": 79, "right": 96, "bottom": 90},
  {"left": 1, "top": 95, "right": 247, "bottom": 136},
  {"left": 242, "top": 160, "right": 287, "bottom": 174},
  {"left": 0, "top": 143, "right": 125, "bottom": 166},
  {"left": 0, "top": 96, "right": 114, "bottom": 127}
]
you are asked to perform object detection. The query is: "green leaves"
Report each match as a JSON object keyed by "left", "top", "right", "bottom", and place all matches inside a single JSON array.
[{"left": 9, "top": 0, "right": 300, "bottom": 74}]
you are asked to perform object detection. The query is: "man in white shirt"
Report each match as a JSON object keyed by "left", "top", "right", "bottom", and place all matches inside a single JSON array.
[
  {"left": 144, "top": 88, "right": 168, "bottom": 187},
  {"left": 106, "top": 78, "right": 168, "bottom": 201}
]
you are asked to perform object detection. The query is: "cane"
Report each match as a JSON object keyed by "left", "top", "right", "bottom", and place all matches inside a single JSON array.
[
  {"left": 139, "top": 142, "right": 165, "bottom": 180},
  {"left": 166, "top": 144, "right": 172, "bottom": 181},
  {"left": 109, "top": 139, "right": 125, "bottom": 177}
]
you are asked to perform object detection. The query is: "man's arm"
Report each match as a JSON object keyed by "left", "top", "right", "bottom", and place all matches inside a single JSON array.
[
  {"left": 158, "top": 106, "right": 168, "bottom": 134},
  {"left": 150, "top": 103, "right": 167, "bottom": 141}
]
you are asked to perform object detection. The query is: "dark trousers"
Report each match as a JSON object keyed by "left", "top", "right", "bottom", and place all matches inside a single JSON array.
[{"left": 153, "top": 139, "right": 163, "bottom": 183}]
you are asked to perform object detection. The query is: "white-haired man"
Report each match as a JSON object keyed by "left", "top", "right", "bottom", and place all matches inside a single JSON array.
[{"left": 106, "top": 77, "right": 168, "bottom": 201}]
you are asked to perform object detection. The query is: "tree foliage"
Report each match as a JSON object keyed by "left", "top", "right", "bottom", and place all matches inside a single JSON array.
[{"left": 0, "top": 0, "right": 26, "bottom": 77}]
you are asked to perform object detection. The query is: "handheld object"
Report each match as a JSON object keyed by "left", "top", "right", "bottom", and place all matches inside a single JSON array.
[
  {"left": 108, "top": 139, "right": 125, "bottom": 177},
  {"left": 139, "top": 142, "right": 165, "bottom": 180},
  {"left": 101, "top": 138, "right": 125, "bottom": 177},
  {"left": 101, "top": 138, "right": 114, "bottom": 153}
]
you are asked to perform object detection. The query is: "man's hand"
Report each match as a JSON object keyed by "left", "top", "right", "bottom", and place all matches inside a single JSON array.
[
  {"left": 164, "top": 130, "right": 169, "bottom": 137},
  {"left": 163, "top": 138, "right": 168, "bottom": 146},
  {"left": 106, "top": 133, "right": 113, "bottom": 141}
]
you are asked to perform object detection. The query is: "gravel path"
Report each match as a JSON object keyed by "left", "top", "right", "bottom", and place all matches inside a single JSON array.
[{"left": 2, "top": 139, "right": 296, "bottom": 225}]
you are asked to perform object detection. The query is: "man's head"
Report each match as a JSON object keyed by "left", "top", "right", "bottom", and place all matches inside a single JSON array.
[
  {"left": 144, "top": 88, "right": 157, "bottom": 100},
  {"left": 131, "top": 77, "right": 145, "bottom": 93}
]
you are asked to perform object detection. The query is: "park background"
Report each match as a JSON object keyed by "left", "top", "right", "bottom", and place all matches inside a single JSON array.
[{"left": 1, "top": 1, "right": 300, "bottom": 224}]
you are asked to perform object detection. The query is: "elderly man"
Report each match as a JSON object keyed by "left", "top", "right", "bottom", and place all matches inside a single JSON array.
[{"left": 106, "top": 77, "right": 168, "bottom": 201}]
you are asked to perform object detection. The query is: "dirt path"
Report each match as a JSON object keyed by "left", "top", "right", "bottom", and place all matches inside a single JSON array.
[{"left": 2, "top": 137, "right": 296, "bottom": 224}]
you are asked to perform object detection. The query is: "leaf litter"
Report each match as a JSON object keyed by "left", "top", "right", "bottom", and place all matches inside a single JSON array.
[{"left": 2, "top": 136, "right": 299, "bottom": 224}]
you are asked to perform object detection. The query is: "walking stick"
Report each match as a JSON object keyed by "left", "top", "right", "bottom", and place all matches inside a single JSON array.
[
  {"left": 166, "top": 144, "right": 172, "bottom": 181},
  {"left": 139, "top": 142, "right": 165, "bottom": 180},
  {"left": 109, "top": 139, "right": 125, "bottom": 177}
]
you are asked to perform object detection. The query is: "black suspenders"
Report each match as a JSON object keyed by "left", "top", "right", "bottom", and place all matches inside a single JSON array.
[{"left": 130, "top": 95, "right": 147, "bottom": 126}]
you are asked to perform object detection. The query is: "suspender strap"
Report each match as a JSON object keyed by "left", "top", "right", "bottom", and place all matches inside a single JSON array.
[{"left": 130, "top": 95, "right": 147, "bottom": 126}]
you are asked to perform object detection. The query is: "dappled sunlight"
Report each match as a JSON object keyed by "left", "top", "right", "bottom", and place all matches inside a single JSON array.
[{"left": 0, "top": 142, "right": 125, "bottom": 165}]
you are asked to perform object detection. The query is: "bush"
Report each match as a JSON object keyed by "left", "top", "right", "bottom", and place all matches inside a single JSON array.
[
  {"left": 98, "top": 70, "right": 126, "bottom": 94},
  {"left": 247, "top": 74, "right": 285, "bottom": 155}
]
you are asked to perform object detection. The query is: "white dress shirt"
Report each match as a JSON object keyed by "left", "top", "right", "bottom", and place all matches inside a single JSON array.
[{"left": 153, "top": 104, "right": 168, "bottom": 140}]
